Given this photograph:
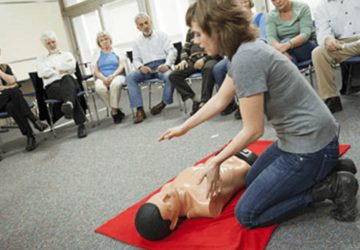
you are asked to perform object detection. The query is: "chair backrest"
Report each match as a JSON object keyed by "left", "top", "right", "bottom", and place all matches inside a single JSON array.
[
  {"left": 126, "top": 51, "right": 133, "bottom": 64},
  {"left": 29, "top": 72, "right": 49, "bottom": 122},
  {"left": 173, "top": 42, "right": 182, "bottom": 66}
]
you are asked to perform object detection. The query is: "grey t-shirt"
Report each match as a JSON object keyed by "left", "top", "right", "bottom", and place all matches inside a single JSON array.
[{"left": 228, "top": 41, "right": 338, "bottom": 153}]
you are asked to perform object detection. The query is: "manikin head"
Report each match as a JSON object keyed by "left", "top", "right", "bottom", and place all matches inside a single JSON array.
[
  {"left": 40, "top": 31, "right": 59, "bottom": 54},
  {"left": 135, "top": 188, "right": 182, "bottom": 241},
  {"left": 135, "top": 13, "right": 153, "bottom": 37}
]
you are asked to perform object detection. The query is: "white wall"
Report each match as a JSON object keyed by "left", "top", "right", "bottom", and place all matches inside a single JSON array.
[{"left": 0, "top": 0, "right": 70, "bottom": 80}]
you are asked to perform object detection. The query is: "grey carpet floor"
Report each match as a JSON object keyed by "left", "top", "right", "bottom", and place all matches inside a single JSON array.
[{"left": 0, "top": 72, "right": 359, "bottom": 250}]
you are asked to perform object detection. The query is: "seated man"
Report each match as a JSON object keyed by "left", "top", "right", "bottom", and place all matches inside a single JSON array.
[
  {"left": 126, "top": 13, "right": 177, "bottom": 124},
  {"left": 0, "top": 48, "right": 48, "bottom": 151},
  {"left": 312, "top": 0, "right": 360, "bottom": 114},
  {"left": 36, "top": 31, "right": 87, "bottom": 138},
  {"left": 169, "top": 4, "right": 222, "bottom": 116},
  {"left": 135, "top": 149, "right": 258, "bottom": 241}
]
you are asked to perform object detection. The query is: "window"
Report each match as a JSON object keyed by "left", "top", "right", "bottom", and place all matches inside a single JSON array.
[
  {"left": 64, "top": 0, "right": 87, "bottom": 7},
  {"left": 72, "top": 11, "right": 102, "bottom": 65},
  {"left": 101, "top": 0, "right": 140, "bottom": 51},
  {"left": 148, "top": 0, "right": 190, "bottom": 43}
]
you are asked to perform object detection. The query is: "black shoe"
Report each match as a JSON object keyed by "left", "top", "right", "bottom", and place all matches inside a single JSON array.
[
  {"left": 112, "top": 109, "right": 124, "bottom": 124},
  {"left": 61, "top": 103, "right": 74, "bottom": 119},
  {"left": 190, "top": 101, "right": 200, "bottom": 116},
  {"left": 26, "top": 135, "right": 37, "bottom": 151},
  {"left": 312, "top": 171, "right": 358, "bottom": 222},
  {"left": 33, "top": 120, "right": 48, "bottom": 132},
  {"left": 324, "top": 96, "right": 343, "bottom": 114},
  {"left": 221, "top": 102, "right": 237, "bottom": 116},
  {"left": 331, "top": 158, "right": 357, "bottom": 175},
  {"left": 118, "top": 109, "right": 125, "bottom": 119},
  {"left": 234, "top": 108, "right": 242, "bottom": 119},
  {"left": 77, "top": 124, "right": 87, "bottom": 138}
]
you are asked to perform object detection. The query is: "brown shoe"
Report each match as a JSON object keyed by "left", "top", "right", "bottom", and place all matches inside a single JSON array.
[
  {"left": 325, "top": 96, "right": 343, "bottom": 114},
  {"left": 150, "top": 102, "right": 166, "bottom": 115},
  {"left": 134, "top": 110, "right": 146, "bottom": 124}
]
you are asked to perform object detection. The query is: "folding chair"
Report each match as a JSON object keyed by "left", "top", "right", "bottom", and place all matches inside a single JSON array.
[
  {"left": 340, "top": 55, "right": 360, "bottom": 95},
  {"left": 0, "top": 102, "right": 37, "bottom": 153},
  {"left": 297, "top": 59, "right": 315, "bottom": 87},
  {"left": 29, "top": 69, "right": 94, "bottom": 138}
]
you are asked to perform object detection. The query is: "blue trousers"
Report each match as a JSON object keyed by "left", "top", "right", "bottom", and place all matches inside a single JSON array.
[
  {"left": 126, "top": 60, "right": 173, "bottom": 108},
  {"left": 281, "top": 38, "right": 318, "bottom": 64},
  {"left": 235, "top": 136, "right": 339, "bottom": 229}
]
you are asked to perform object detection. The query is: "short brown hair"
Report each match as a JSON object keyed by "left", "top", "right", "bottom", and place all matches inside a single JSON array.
[
  {"left": 185, "top": 3, "right": 197, "bottom": 27},
  {"left": 193, "top": 0, "right": 256, "bottom": 61}
]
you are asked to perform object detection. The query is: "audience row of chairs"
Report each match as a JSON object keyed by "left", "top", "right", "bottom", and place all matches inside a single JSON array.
[{"left": 1, "top": 42, "right": 359, "bottom": 153}]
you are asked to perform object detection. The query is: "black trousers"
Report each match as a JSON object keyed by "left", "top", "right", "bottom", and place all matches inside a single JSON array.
[
  {"left": 168, "top": 59, "right": 219, "bottom": 102},
  {"left": 45, "top": 75, "right": 86, "bottom": 125},
  {"left": 0, "top": 88, "right": 32, "bottom": 136}
]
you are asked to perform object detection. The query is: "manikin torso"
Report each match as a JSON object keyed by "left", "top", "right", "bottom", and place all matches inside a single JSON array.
[{"left": 147, "top": 156, "right": 251, "bottom": 229}]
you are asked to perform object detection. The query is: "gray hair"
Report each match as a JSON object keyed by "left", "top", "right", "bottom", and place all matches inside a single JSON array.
[
  {"left": 249, "top": 0, "right": 254, "bottom": 8},
  {"left": 134, "top": 12, "right": 151, "bottom": 24},
  {"left": 40, "top": 31, "right": 58, "bottom": 47},
  {"left": 96, "top": 30, "right": 112, "bottom": 47}
]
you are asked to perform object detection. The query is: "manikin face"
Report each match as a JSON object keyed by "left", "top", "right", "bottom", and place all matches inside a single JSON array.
[
  {"left": 191, "top": 21, "right": 219, "bottom": 56},
  {"left": 44, "top": 38, "right": 59, "bottom": 54},
  {"left": 148, "top": 189, "right": 182, "bottom": 230},
  {"left": 271, "top": 0, "right": 290, "bottom": 11},
  {"left": 98, "top": 35, "right": 111, "bottom": 49},
  {"left": 136, "top": 16, "right": 153, "bottom": 37}
]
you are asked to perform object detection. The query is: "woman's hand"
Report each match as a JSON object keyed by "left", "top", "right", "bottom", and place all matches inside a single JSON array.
[
  {"left": 158, "top": 125, "right": 188, "bottom": 142},
  {"left": 197, "top": 157, "right": 222, "bottom": 199},
  {"left": 103, "top": 75, "right": 115, "bottom": 86},
  {"left": 274, "top": 42, "right": 291, "bottom": 54}
]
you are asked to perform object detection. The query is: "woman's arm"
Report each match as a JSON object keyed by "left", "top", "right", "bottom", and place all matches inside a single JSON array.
[
  {"left": 111, "top": 59, "right": 125, "bottom": 77},
  {"left": 197, "top": 92, "right": 265, "bottom": 198},
  {"left": 266, "top": 13, "right": 279, "bottom": 46},
  {"left": 158, "top": 75, "right": 236, "bottom": 141},
  {"left": 0, "top": 66, "right": 16, "bottom": 85},
  {"left": 93, "top": 62, "right": 106, "bottom": 81}
]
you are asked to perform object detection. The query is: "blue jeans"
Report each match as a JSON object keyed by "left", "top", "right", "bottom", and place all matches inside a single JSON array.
[
  {"left": 281, "top": 38, "right": 318, "bottom": 64},
  {"left": 213, "top": 58, "right": 236, "bottom": 105},
  {"left": 235, "top": 136, "right": 339, "bottom": 229},
  {"left": 126, "top": 60, "right": 173, "bottom": 108},
  {"left": 213, "top": 58, "right": 230, "bottom": 88}
]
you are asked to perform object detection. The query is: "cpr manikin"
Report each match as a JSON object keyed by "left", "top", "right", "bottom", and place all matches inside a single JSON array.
[{"left": 135, "top": 149, "right": 258, "bottom": 241}]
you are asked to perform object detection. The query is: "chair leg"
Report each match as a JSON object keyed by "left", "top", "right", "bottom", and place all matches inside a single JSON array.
[
  {"left": 0, "top": 134, "right": 5, "bottom": 153},
  {"left": 148, "top": 83, "right": 152, "bottom": 110},
  {"left": 124, "top": 87, "right": 135, "bottom": 118},
  {"left": 91, "top": 93, "right": 100, "bottom": 125},
  {"left": 175, "top": 90, "right": 183, "bottom": 112},
  {"left": 83, "top": 94, "right": 95, "bottom": 127},
  {"left": 46, "top": 104, "right": 57, "bottom": 138}
]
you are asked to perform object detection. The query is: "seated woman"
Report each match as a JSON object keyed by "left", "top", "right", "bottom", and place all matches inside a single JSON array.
[
  {"left": 135, "top": 150, "right": 257, "bottom": 241},
  {"left": 91, "top": 31, "right": 126, "bottom": 124},
  {"left": 266, "top": 0, "right": 317, "bottom": 64},
  {"left": 0, "top": 47, "right": 48, "bottom": 151},
  {"left": 213, "top": 0, "right": 267, "bottom": 118}
]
